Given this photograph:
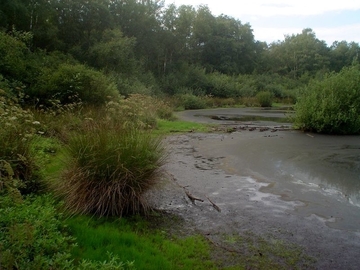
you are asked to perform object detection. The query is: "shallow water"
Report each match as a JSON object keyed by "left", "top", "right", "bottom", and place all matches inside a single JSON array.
[{"left": 177, "top": 108, "right": 360, "bottom": 231}]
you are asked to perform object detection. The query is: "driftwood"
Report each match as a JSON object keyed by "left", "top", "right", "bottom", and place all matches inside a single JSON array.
[
  {"left": 184, "top": 188, "right": 204, "bottom": 203},
  {"left": 206, "top": 196, "right": 221, "bottom": 212}
]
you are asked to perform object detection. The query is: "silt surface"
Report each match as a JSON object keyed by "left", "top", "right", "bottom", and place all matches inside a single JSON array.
[{"left": 149, "top": 108, "right": 360, "bottom": 269}]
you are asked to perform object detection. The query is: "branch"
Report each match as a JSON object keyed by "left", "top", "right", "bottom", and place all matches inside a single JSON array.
[{"left": 206, "top": 196, "right": 221, "bottom": 212}]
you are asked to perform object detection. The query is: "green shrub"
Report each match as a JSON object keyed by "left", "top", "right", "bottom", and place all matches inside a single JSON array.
[
  {"left": 175, "top": 94, "right": 207, "bottom": 110},
  {"left": 0, "top": 192, "right": 132, "bottom": 269},
  {"left": 294, "top": 65, "right": 360, "bottom": 134},
  {"left": 54, "top": 121, "right": 165, "bottom": 217},
  {"left": 0, "top": 31, "right": 28, "bottom": 80},
  {"left": 0, "top": 194, "right": 75, "bottom": 269},
  {"left": 206, "top": 72, "right": 238, "bottom": 98},
  {"left": 30, "top": 63, "right": 118, "bottom": 106},
  {"left": 256, "top": 91, "right": 273, "bottom": 107}
]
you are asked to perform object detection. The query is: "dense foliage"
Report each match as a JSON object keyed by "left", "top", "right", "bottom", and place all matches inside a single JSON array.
[
  {"left": 294, "top": 65, "right": 360, "bottom": 134},
  {"left": 0, "top": 194, "right": 75, "bottom": 269},
  {"left": 0, "top": 0, "right": 359, "bottom": 104}
]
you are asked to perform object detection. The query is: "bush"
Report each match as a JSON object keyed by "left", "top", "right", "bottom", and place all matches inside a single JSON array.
[
  {"left": 54, "top": 121, "right": 165, "bottom": 217},
  {"left": 205, "top": 72, "right": 238, "bottom": 98},
  {"left": 0, "top": 192, "right": 132, "bottom": 269},
  {"left": 294, "top": 65, "right": 360, "bottom": 134},
  {"left": 30, "top": 63, "right": 118, "bottom": 106},
  {"left": 0, "top": 194, "right": 75, "bottom": 269},
  {"left": 256, "top": 91, "right": 273, "bottom": 107},
  {"left": 0, "top": 31, "right": 28, "bottom": 81},
  {"left": 175, "top": 94, "right": 207, "bottom": 110}
]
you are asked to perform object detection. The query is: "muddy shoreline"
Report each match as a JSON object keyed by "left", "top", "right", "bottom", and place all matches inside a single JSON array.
[{"left": 149, "top": 116, "right": 360, "bottom": 269}]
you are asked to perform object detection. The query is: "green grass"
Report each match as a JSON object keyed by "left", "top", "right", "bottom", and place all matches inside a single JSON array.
[
  {"left": 66, "top": 215, "right": 217, "bottom": 270},
  {"left": 31, "top": 136, "right": 63, "bottom": 175},
  {"left": 155, "top": 119, "right": 214, "bottom": 134}
]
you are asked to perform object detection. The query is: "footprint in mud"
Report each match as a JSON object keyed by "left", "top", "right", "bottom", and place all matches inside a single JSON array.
[{"left": 194, "top": 157, "right": 225, "bottom": 170}]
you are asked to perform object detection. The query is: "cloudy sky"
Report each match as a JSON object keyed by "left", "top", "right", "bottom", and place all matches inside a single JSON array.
[{"left": 166, "top": 0, "right": 360, "bottom": 46}]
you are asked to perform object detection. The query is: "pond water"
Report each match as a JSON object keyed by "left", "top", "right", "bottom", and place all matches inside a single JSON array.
[{"left": 177, "top": 108, "right": 360, "bottom": 231}]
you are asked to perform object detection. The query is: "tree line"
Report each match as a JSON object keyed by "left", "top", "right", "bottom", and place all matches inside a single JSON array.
[{"left": 1, "top": 0, "right": 359, "bottom": 101}]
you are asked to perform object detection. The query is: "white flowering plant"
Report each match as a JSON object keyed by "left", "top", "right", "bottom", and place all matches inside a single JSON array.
[{"left": 0, "top": 90, "right": 44, "bottom": 194}]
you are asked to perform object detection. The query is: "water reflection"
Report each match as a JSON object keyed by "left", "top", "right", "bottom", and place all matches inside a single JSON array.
[{"left": 274, "top": 148, "right": 360, "bottom": 206}]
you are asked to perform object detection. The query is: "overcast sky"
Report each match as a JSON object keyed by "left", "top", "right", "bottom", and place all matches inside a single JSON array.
[{"left": 166, "top": 0, "right": 360, "bottom": 46}]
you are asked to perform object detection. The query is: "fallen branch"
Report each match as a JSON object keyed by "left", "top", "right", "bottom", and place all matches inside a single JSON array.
[
  {"left": 184, "top": 189, "right": 204, "bottom": 203},
  {"left": 206, "top": 196, "right": 221, "bottom": 212}
]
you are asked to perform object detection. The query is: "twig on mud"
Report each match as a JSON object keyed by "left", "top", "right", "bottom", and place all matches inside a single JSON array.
[
  {"left": 165, "top": 171, "right": 204, "bottom": 204},
  {"left": 184, "top": 188, "right": 204, "bottom": 203},
  {"left": 206, "top": 196, "right": 221, "bottom": 212}
]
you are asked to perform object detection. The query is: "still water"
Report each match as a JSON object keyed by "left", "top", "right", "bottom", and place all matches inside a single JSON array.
[{"left": 178, "top": 108, "right": 360, "bottom": 231}]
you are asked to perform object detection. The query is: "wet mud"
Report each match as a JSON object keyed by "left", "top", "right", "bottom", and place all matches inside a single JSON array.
[{"left": 148, "top": 108, "right": 360, "bottom": 269}]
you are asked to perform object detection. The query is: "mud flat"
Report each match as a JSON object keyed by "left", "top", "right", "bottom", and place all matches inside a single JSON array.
[{"left": 149, "top": 108, "right": 360, "bottom": 269}]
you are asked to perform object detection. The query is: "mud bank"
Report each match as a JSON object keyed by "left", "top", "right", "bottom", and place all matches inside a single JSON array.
[{"left": 149, "top": 131, "right": 360, "bottom": 269}]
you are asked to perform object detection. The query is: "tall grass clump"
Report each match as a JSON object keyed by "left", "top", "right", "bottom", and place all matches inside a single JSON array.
[
  {"left": 294, "top": 65, "right": 360, "bottom": 134},
  {"left": 256, "top": 91, "right": 273, "bottom": 107},
  {"left": 56, "top": 119, "right": 165, "bottom": 217}
]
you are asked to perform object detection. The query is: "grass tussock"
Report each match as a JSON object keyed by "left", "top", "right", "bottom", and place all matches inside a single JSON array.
[{"left": 55, "top": 120, "right": 165, "bottom": 217}]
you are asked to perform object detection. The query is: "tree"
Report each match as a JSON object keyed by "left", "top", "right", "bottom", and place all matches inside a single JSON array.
[
  {"left": 266, "top": 29, "right": 330, "bottom": 78},
  {"left": 89, "top": 28, "right": 137, "bottom": 74},
  {"left": 329, "top": 41, "right": 360, "bottom": 72},
  {"left": 201, "top": 15, "right": 256, "bottom": 74}
]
